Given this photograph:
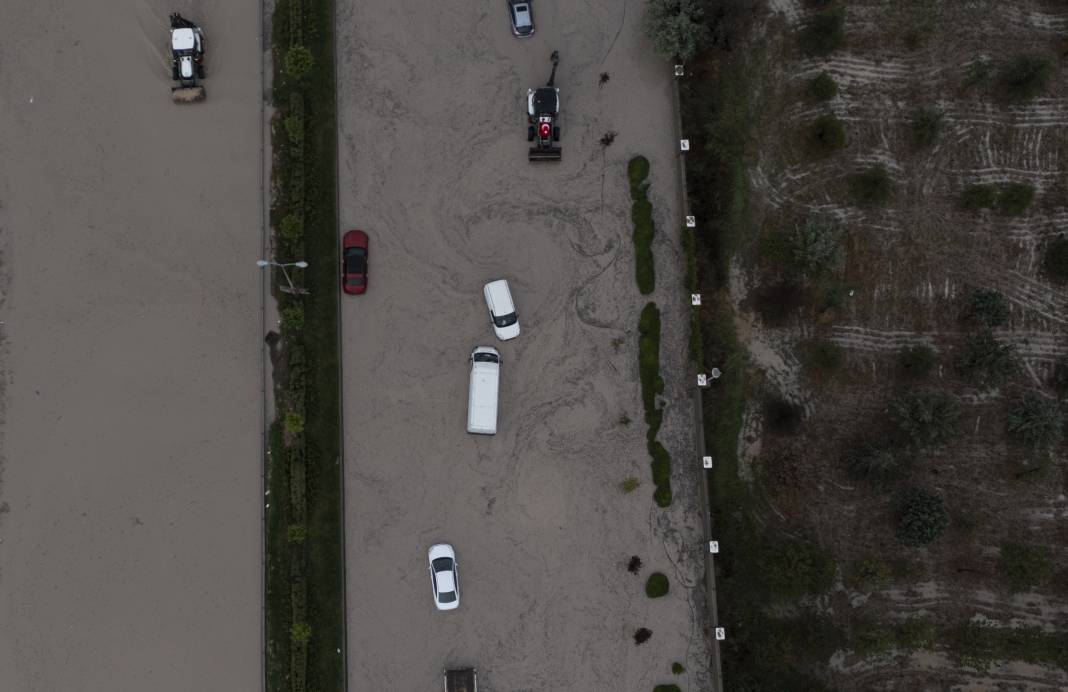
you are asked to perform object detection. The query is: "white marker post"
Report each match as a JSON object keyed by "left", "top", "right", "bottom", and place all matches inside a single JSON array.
[
  {"left": 680, "top": 139, "right": 690, "bottom": 152},
  {"left": 686, "top": 215, "right": 696, "bottom": 227},
  {"left": 674, "top": 65, "right": 685, "bottom": 77},
  {"left": 702, "top": 456, "right": 713, "bottom": 469},
  {"left": 715, "top": 628, "right": 726, "bottom": 641},
  {"left": 691, "top": 294, "right": 702, "bottom": 306},
  {"left": 709, "top": 541, "right": 719, "bottom": 554}
]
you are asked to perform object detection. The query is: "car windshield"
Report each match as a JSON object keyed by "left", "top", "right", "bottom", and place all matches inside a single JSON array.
[
  {"left": 345, "top": 276, "right": 365, "bottom": 285},
  {"left": 438, "top": 590, "right": 456, "bottom": 603},
  {"left": 432, "top": 557, "right": 453, "bottom": 572},
  {"left": 493, "top": 312, "right": 517, "bottom": 328},
  {"left": 472, "top": 352, "right": 499, "bottom": 364}
]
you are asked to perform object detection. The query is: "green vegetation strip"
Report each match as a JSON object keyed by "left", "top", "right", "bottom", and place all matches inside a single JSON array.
[
  {"left": 629, "top": 156, "right": 656, "bottom": 295},
  {"left": 266, "top": 1, "right": 344, "bottom": 691},
  {"left": 638, "top": 302, "right": 672, "bottom": 507}
]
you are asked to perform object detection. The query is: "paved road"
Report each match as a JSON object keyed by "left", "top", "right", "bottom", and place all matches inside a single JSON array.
[
  {"left": 337, "top": 1, "right": 712, "bottom": 690},
  {"left": 0, "top": 1, "right": 264, "bottom": 690}
]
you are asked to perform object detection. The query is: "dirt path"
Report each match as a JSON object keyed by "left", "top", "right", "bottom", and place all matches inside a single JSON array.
[
  {"left": 0, "top": 1, "right": 264, "bottom": 689},
  {"left": 335, "top": 0, "right": 711, "bottom": 689}
]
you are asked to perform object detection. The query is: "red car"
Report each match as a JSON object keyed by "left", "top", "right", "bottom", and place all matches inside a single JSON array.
[{"left": 342, "top": 230, "right": 369, "bottom": 295}]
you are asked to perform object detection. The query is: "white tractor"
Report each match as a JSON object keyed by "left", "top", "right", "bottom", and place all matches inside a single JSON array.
[{"left": 170, "top": 13, "right": 205, "bottom": 103}]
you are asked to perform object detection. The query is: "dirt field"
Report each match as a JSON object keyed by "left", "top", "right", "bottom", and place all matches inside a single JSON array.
[
  {"left": 0, "top": 1, "right": 264, "bottom": 689},
  {"left": 335, "top": 0, "right": 712, "bottom": 689},
  {"left": 727, "top": 0, "right": 1068, "bottom": 689}
]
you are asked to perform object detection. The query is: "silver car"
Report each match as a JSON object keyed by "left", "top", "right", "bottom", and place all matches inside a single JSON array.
[{"left": 507, "top": 0, "right": 535, "bottom": 38}]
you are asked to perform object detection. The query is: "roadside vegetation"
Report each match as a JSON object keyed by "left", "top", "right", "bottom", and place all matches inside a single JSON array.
[
  {"left": 629, "top": 156, "right": 657, "bottom": 295},
  {"left": 267, "top": 1, "right": 344, "bottom": 690}
]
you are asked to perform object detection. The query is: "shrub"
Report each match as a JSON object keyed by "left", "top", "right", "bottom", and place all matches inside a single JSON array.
[
  {"left": 638, "top": 303, "right": 662, "bottom": 415},
  {"left": 807, "top": 114, "right": 846, "bottom": 155},
  {"left": 284, "top": 44, "right": 314, "bottom": 77},
  {"left": 284, "top": 411, "right": 305, "bottom": 435},
  {"left": 653, "top": 484, "right": 673, "bottom": 508},
  {"left": 998, "top": 542, "right": 1053, "bottom": 592},
  {"left": 954, "top": 330, "right": 1017, "bottom": 387},
  {"left": 649, "top": 441, "right": 671, "bottom": 487},
  {"left": 851, "top": 557, "right": 892, "bottom": 592},
  {"left": 848, "top": 165, "right": 893, "bottom": 207},
  {"left": 897, "top": 617, "right": 936, "bottom": 650},
  {"left": 995, "top": 182, "right": 1035, "bottom": 216},
  {"left": 622, "top": 477, "right": 640, "bottom": 493},
  {"left": 896, "top": 486, "right": 949, "bottom": 547},
  {"left": 854, "top": 617, "right": 896, "bottom": 656},
  {"left": 290, "top": 622, "right": 311, "bottom": 643},
  {"left": 846, "top": 445, "right": 905, "bottom": 483},
  {"left": 287, "top": 524, "right": 307, "bottom": 543},
  {"left": 898, "top": 344, "right": 937, "bottom": 378},
  {"left": 284, "top": 114, "right": 304, "bottom": 144},
  {"left": 281, "top": 305, "right": 305, "bottom": 332},
  {"left": 964, "top": 57, "right": 993, "bottom": 89},
  {"left": 1043, "top": 237, "right": 1068, "bottom": 283},
  {"left": 764, "top": 397, "right": 804, "bottom": 434},
  {"left": 802, "top": 339, "right": 845, "bottom": 377},
  {"left": 758, "top": 538, "right": 836, "bottom": 599},
  {"left": 654, "top": 686, "right": 682, "bottom": 692},
  {"left": 278, "top": 214, "right": 304, "bottom": 242},
  {"left": 808, "top": 71, "right": 838, "bottom": 101},
  {"left": 646, "top": 572, "right": 670, "bottom": 598},
  {"left": 891, "top": 390, "right": 960, "bottom": 446},
  {"left": 671, "top": 662, "right": 686, "bottom": 675},
  {"left": 628, "top": 155, "right": 650, "bottom": 192},
  {"left": 962, "top": 288, "right": 1010, "bottom": 327},
  {"left": 643, "top": 0, "right": 711, "bottom": 61},
  {"left": 754, "top": 281, "right": 806, "bottom": 326},
  {"left": 790, "top": 218, "right": 845, "bottom": 278},
  {"left": 628, "top": 556, "right": 643, "bottom": 574},
  {"left": 629, "top": 157, "right": 656, "bottom": 294},
  {"left": 1051, "top": 355, "right": 1068, "bottom": 395},
  {"left": 1006, "top": 393, "right": 1063, "bottom": 448},
  {"left": 799, "top": 5, "right": 846, "bottom": 56},
  {"left": 999, "top": 53, "right": 1053, "bottom": 101},
  {"left": 909, "top": 107, "right": 943, "bottom": 148},
  {"left": 960, "top": 184, "right": 997, "bottom": 211},
  {"left": 634, "top": 627, "right": 653, "bottom": 645}
]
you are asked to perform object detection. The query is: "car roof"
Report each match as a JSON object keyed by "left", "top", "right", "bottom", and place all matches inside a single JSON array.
[{"left": 484, "top": 280, "right": 515, "bottom": 315}]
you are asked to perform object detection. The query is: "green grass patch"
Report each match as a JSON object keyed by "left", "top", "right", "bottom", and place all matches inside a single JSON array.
[
  {"left": 645, "top": 572, "right": 670, "bottom": 598},
  {"left": 995, "top": 182, "right": 1035, "bottom": 216},
  {"left": 638, "top": 303, "right": 672, "bottom": 507},
  {"left": 629, "top": 156, "right": 656, "bottom": 294},
  {"left": 960, "top": 183, "right": 997, "bottom": 211},
  {"left": 848, "top": 165, "right": 893, "bottom": 207},
  {"left": 909, "top": 106, "right": 943, "bottom": 148},
  {"left": 998, "top": 542, "right": 1053, "bottom": 592},
  {"left": 799, "top": 4, "right": 846, "bottom": 56},
  {"left": 954, "top": 329, "right": 1017, "bottom": 388},
  {"left": 998, "top": 53, "right": 1054, "bottom": 101},
  {"left": 951, "top": 621, "right": 1068, "bottom": 671},
  {"left": 267, "top": 0, "right": 344, "bottom": 690},
  {"left": 897, "top": 344, "right": 937, "bottom": 378}
]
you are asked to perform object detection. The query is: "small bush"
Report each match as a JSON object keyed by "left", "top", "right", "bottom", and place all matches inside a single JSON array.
[
  {"left": 645, "top": 572, "right": 670, "bottom": 598},
  {"left": 954, "top": 330, "right": 1017, "bottom": 388},
  {"left": 848, "top": 165, "right": 893, "bottom": 207},
  {"left": 284, "top": 114, "right": 304, "bottom": 144},
  {"left": 998, "top": 542, "right": 1053, "bottom": 592},
  {"left": 628, "top": 155, "right": 650, "bottom": 190},
  {"left": 962, "top": 288, "right": 1010, "bottom": 327},
  {"left": 802, "top": 339, "right": 845, "bottom": 377},
  {"left": 790, "top": 218, "right": 845, "bottom": 278},
  {"left": 630, "top": 158, "right": 657, "bottom": 295},
  {"left": 622, "top": 477, "right": 640, "bottom": 493},
  {"left": 643, "top": 0, "right": 710, "bottom": 62},
  {"left": 638, "top": 302, "right": 662, "bottom": 414},
  {"left": 281, "top": 305, "right": 305, "bottom": 332},
  {"left": 999, "top": 53, "right": 1053, "bottom": 101},
  {"left": 284, "top": 44, "right": 314, "bottom": 77},
  {"left": 964, "top": 57, "right": 993, "bottom": 89},
  {"left": 1050, "top": 355, "right": 1068, "bottom": 395},
  {"left": 653, "top": 484, "right": 673, "bottom": 508},
  {"left": 1043, "top": 237, "right": 1068, "bottom": 283},
  {"left": 898, "top": 344, "right": 937, "bottom": 378},
  {"left": 909, "top": 107, "right": 943, "bottom": 148},
  {"left": 764, "top": 397, "right": 804, "bottom": 434},
  {"left": 896, "top": 486, "right": 949, "bottom": 547},
  {"left": 290, "top": 622, "right": 312, "bottom": 643},
  {"left": 1006, "top": 393, "right": 1063, "bottom": 448},
  {"left": 897, "top": 617, "right": 936, "bottom": 650},
  {"left": 808, "top": 72, "right": 838, "bottom": 101},
  {"left": 851, "top": 557, "right": 892, "bottom": 592},
  {"left": 807, "top": 114, "right": 847, "bottom": 156},
  {"left": 649, "top": 441, "right": 671, "bottom": 487},
  {"left": 671, "top": 662, "right": 686, "bottom": 675},
  {"left": 799, "top": 5, "right": 846, "bottom": 56},
  {"left": 287, "top": 524, "right": 307, "bottom": 543},
  {"left": 846, "top": 445, "right": 906, "bottom": 483},
  {"left": 854, "top": 617, "right": 896, "bottom": 656},
  {"left": 278, "top": 214, "right": 303, "bottom": 242},
  {"left": 757, "top": 538, "right": 836, "bottom": 599},
  {"left": 960, "top": 184, "right": 997, "bottom": 211},
  {"left": 634, "top": 627, "right": 653, "bottom": 645},
  {"left": 628, "top": 556, "right": 643, "bottom": 574},
  {"left": 891, "top": 390, "right": 960, "bottom": 446},
  {"left": 284, "top": 411, "right": 305, "bottom": 435},
  {"left": 995, "top": 182, "right": 1035, "bottom": 216}
]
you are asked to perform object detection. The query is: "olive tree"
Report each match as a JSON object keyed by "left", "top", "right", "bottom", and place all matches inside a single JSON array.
[{"left": 644, "top": 0, "right": 710, "bottom": 62}]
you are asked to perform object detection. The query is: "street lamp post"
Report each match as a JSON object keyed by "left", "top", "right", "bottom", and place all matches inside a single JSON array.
[{"left": 257, "top": 260, "right": 309, "bottom": 295}]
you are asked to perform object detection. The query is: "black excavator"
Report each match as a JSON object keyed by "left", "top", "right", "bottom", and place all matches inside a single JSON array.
[{"left": 526, "top": 50, "right": 561, "bottom": 162}]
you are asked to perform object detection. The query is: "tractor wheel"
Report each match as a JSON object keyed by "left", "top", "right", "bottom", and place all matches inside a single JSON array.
[
  {"left": 172, "top": 63, "right": 179, "bottom": 81},
  {"left": 197, "top": 63, "right": 205, "bottom": 79},
  {"left": 527, "top": 126, "right": 535, "bottom": 142},
  {"left": 553, "top": 127, "right": 560, "bottom": 142}
]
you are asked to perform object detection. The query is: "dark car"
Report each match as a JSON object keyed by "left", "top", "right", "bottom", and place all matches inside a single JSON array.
[
  {"left": 342, "top": 230, "right": 368, "bottom": 295},
  {"left": 507, "top": 0, "right": 535, "bottom": 37}
]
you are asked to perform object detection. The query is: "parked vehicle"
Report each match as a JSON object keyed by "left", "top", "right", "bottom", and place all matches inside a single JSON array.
[
  {"left": 444, "top": 667, "right": 478, "bottom": 692},
  {"left": 428, "top": 544, "right": 460, "bottom": 611},
  {"left": 483, "top": 279, "right": 520, "bottom": 340},
  {"left": 341, "top": 230, "right": 369, "bottom": 295},
  {"left": 467, "top": 346, "right": 500, "bottom": 435},
  {"left": 507, "top": 0, "right": 535, "bottom": 37}
]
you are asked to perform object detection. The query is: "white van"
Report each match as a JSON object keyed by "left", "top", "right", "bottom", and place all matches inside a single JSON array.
[
  {"left": 467, "top": 346, "right": 500, "bottom": 435},
  {"left": 483, "top": 279, "right": 520, "bottom": 341}
]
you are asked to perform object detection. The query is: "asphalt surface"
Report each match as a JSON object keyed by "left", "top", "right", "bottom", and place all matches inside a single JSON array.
[
  {"left": 0, "top": 1, "right": 263, "bottom": 689},
  {"left": 337, "top": 1, "right": 713, "bottom": 690}
]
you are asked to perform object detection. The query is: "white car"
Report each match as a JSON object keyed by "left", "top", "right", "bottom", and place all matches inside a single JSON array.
[
  {"left": 428, "top": 544, "right": 460, "bottom": 611},
  {"left": 507, "top": 0, "right": 535, "bottom": 38},
  {"left": 483, "top": 279, "right": 520, "bottom": 341}
]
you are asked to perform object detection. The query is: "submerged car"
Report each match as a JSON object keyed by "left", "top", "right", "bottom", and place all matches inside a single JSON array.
[
  {"left": 507, "top": 0, "right": 535, "bottom": 37},
  {"left": 341, "top": 229, "right": 368, "bottom": 295},
  {"left": 428, "top": 543, "right": 460, "bottom": 611}
]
